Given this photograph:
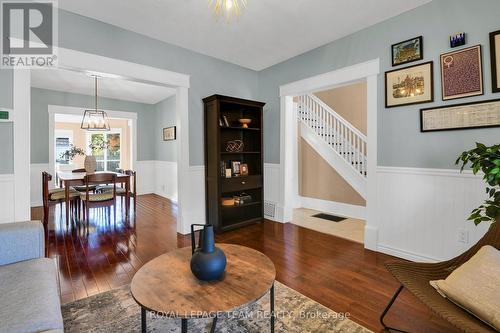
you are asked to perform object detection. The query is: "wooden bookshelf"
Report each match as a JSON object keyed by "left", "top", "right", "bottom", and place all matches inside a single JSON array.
[{"left": 203, "top": 94, "right": 265, "bottom": 232}]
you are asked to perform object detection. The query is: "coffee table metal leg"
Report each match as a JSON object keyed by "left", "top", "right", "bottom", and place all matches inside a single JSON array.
[
  {"left": 270, "top": 283, "right": 275, "bottom": 333},
  {"left": 141, "top": 307, "right": 146, "bottom": 333},
  {"left": 181, "top": 318, "right": 188, "bottom": 333},
  {"left": 210, "top": 316, "right": 217, "bottom": 333}
]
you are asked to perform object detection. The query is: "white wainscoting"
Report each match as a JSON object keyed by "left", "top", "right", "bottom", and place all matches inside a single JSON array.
[
  {"left": 263, "top": 163, "right": 284, "bottom": 221},
  {"left": 136, "top": 160, "right": 156, "bottom": 195},
  {"left": 30, "top": 163, "right": 50, "bottom": 207},
  {"left": 0, "top": 174, "right": 15, "bottom": 223},
  {"left": 154, "top": 161, "right": 178, "bottom": 203},
  {"left": 376, "top": 166, "right": 490, "bottom": 262},
  {"left": 180, "top": 166, "right": 206, "bottom": 229}
]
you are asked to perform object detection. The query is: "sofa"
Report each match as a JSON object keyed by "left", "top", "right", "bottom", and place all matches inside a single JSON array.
[{"left": 0, "top": 221, "right": 63, "bottom": 333}]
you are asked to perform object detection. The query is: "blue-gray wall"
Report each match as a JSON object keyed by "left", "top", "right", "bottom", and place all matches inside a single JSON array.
[
  {"left": 58, "top": 9, "right": 259, "bottom": 166},
  {"left": 3, "top": 0, "right": 500, "bottom": 174},
  {"left": 154, "top": 96, "right": 177, "bottom": 162},
  {"left": 30, "top": 88, "right": 156, "bottom": 162},
  {"left": 259, "top": 0, "right": 500, "bottom": 167}
]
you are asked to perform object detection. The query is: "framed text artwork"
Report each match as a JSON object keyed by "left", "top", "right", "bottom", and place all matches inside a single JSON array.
[
  {"left": 420, "top": 99, "right": 500, "bottom": 132},
  {"left": 385, "top": 61, "right": 434, "bottom": 108},
  {"left": 440, "top": 45, "right": 483, "bottom": 100},
  {"left": 490, "top": 30, "right": 500, "bottom": 93}
]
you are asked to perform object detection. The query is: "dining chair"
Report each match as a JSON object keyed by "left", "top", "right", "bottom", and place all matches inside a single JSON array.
[
  {"left": 71, "top": 168, "right": 98, "bottom": 193},
  {"left": 80, "top": 173, "right": 117, "bottom": 225},
  {"left": 101, "top": 170, "right": 137, "bottom": 213},
  {"left": 42, "top": 172, "right": 80, "bottom": 254}
]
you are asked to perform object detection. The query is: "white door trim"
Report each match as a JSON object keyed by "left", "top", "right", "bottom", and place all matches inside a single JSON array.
[
  {"left": 278, "top": 59, "right": 380, "bottom": 250},
  {"left": 15, "top": 46, "right": 193, "bottom": 234}
]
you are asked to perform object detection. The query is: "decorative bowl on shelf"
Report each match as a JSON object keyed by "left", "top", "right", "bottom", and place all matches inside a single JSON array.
[{"left": 238, "top": 118, "right": 252, "bottom": 128}]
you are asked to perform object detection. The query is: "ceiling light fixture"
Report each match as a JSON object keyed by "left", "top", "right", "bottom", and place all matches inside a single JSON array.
[
  {"left": 209, "top": 0, "right": 247, "bottom": 20},
  {"left": 81, "top": 75, "right": 110, "bottom": 131}
]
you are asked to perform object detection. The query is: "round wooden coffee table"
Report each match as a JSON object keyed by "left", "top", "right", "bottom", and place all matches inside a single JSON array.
[{"left": 131, "top": 244, "right": 276, "bottom": 333}]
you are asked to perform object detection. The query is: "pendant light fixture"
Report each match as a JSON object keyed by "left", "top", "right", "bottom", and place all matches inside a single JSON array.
[
  {"left": 209, "top": 0, "right": 247, "bottom": 21},
  {"left": 81, "top": 75, "right": 110, "bottom": 131}
]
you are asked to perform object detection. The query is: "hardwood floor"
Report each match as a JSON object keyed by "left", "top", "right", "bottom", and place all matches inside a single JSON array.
[{"left": 31, "top": 194, "right": 458, "bottom": 333}]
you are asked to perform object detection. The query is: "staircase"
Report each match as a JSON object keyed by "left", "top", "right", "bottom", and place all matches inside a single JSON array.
[{"left": 296, "top": 94, "right": 367, "bottom": 199}]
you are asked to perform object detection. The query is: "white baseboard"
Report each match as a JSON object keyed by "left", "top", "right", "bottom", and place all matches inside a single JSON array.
[
  {"left": 377, "top": 244, "right": 440, "bottom": 263},
  {"left": 300, "top": 196, "right": 366, "bottom": 220}
]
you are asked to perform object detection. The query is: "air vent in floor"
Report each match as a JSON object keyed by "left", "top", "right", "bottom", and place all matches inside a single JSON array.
[{"left": 312, "top": 213, "right": 346, "bottom": 222}]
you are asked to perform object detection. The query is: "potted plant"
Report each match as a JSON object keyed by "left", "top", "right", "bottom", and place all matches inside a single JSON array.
[
  {"left": 456, "top": 143, "right": 500, "bottom": 225},
  {"left": 60, "top": 145, "right": 85, "bottom": 162}
]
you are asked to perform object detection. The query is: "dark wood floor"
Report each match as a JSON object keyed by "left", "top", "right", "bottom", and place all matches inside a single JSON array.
[{"left": 31, "top": 194, "right": 458, "bottom": 333}]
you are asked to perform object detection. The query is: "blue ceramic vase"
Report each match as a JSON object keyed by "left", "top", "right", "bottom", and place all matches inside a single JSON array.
[{"left": 190, "top": 224, "right": 226, "bottom": 281}]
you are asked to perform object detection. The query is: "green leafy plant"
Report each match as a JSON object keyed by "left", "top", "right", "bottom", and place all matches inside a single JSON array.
[
  {"left": 60, "top": 145, "right": 85, "bottom": 161},
  {"left": 456, "top": 143, "right": 500, "bottom": 225}
]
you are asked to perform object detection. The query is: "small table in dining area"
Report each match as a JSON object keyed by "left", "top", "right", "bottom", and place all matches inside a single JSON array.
[
  {"left": 56, "top": 171, "right": 131, "bottom": 223},
  {"left": 131, "top": 244, "right": 276, "bottom": 333}
]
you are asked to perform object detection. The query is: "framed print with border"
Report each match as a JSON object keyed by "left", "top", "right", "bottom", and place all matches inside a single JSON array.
[
  {"left": 391, "top": 36, "right": 423, "bottom": 66},
  {"left": 440, "top": 45, "right": 483, "bottom": 100},
  {"left": 420, "top": 98, "right": 500, "bottom": 132},
  {"left": 385, "top": 61, "right": 434, "bottom": 108},
  {"left": 163, "top": 126, "right": 176, "bottom": 141},
  {"left": 490, "top": 30, "right": 500, "bottom": 93}
]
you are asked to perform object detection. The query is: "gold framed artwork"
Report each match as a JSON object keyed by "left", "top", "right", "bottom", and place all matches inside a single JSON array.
[
  {"left": 420, "top": 98, "right": 500, "bottom": 132},
  {"left": 440, "top": 45, "right": 483, "bottom": 100},
  {"left": 385, "top": 61, "right": 434, "bottom": 108},
  {"left": 162, "top": 126, "right": 176, "bottom": 141},
  {"left": 490, "top": 30, "right": 500, "bottom": 93}
]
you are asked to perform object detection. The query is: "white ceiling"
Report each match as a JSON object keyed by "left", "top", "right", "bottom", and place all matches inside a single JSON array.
[
  {"left": 58, "top": 0, "right": 431, "bottom": 71},
  {"left": 31, "top": 67, "right": 176, "bottom": 104}
]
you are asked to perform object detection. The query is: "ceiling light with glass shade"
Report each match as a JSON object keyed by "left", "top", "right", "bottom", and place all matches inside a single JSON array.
[
  {"left": 209, "top": 0, "right": 247, "bottom": 20},
  {"left": 81, "top": 75, "right": 110, "bottom": 131}
]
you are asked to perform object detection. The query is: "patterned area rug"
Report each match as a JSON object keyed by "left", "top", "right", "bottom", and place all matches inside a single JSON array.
[{"left": 62, "top": 281, "right": 372, "bottom": 332}]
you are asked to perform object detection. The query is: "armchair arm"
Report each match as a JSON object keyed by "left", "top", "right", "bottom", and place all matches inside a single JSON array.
[{"left": 0, "top": 221, "right": 45, "bottom": 266}]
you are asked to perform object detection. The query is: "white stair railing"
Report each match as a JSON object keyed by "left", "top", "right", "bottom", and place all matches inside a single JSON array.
[{"left": 297, "top": 94, "right": 367, "bottom": 178}]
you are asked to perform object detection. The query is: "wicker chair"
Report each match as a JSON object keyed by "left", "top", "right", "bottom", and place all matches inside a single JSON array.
[{"left": 381, "top": 219, "right": 500, "bottom": 333}]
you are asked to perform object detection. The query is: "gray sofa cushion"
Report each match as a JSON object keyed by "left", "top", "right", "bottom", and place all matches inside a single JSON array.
[{"left": 0, "top": 258, "right": 63, "bottom": 333}]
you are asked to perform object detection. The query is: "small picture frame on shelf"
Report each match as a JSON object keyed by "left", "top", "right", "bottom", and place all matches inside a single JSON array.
[
  {"left": 231, "top": 161, "right": 241, "bottom": 175},
  {"left": 240, "top": 163, "right": 248, "bottom": 176}
]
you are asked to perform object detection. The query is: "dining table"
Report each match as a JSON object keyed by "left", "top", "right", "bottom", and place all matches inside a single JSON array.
[{"left": 56, "top": 171, "right": 131, "bottom": 223}]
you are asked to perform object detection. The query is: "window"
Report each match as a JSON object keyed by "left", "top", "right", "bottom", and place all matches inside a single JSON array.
[
  {"left": 87, "top": 131, "right": 121, "bottom": 172},
  {"left": 55, "top": 130, "right": 73, "bottom": 165}
]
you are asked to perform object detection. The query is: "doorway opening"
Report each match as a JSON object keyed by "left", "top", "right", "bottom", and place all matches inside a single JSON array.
[{"left": 279, "top": 59, "right": 379, "bottom": 249}]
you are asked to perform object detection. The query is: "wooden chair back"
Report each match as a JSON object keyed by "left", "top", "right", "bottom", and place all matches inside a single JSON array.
[
  {"left": 72, "top": 168, "right": 86, "bottom": 173},
  {"left": 41, "top": 171, "right": 52, "bottom": 207},
  {"left": 83, "top": 173, "right": 117, "bottom": 201},
  {"left": 125, "top": 170, "right": 137, "bottom": 195}
]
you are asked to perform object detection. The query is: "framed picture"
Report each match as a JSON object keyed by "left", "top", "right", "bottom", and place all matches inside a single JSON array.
[
  {"left": 490, "top": 30, "right": 500, "bottom": 93},
  {"left": 450, "top": 32, "right": 466, "bottom": 48},
  {"left": 440, "top": 45, "right": 483, "bottom": 100},
  {"left": 385, "top": 61, "right": 434, "bottom": 108},
  {"left": 162, "top": 126, "right": 176, "bottom": 141},
  {"left": 420, "top": 98, "right": 500, "bottom": 132},
  {"left": 391, "top": 36, "right": 423, "bottom": 66},
  {"left": 240, "top": 163, "right": 248, "bottom": 176}
]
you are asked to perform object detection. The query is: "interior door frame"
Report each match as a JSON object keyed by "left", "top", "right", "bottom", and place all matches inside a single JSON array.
[
  {"left": 15, "top": 46, "right": 195, "bottom": 234},
  {"left": 278, "top": 59, "right": 380, "bottom": 250}
]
